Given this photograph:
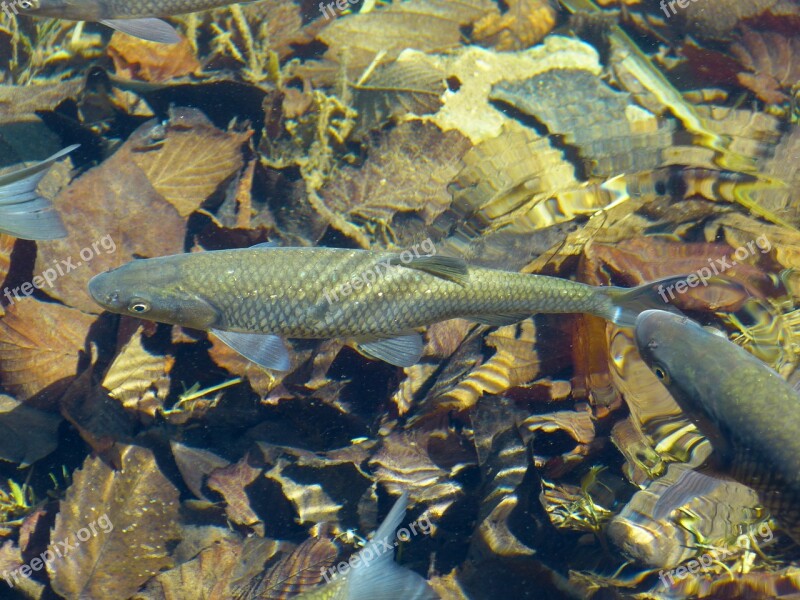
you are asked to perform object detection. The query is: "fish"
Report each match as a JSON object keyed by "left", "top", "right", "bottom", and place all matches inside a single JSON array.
[
  {"left": 634, "top": 309, "right": 800, "bottom": 542},
  {"left": 87, "top": 244, "right": 678, "bottom": 371},
  {"left": 296, "top": 492, "right": 437, "bottom": 599},
  {"left": 18, "top": 0, "right": 249, "bottom": 43},
  {"left": 0, "top": 145, "right": 79, "bottom": 240}
]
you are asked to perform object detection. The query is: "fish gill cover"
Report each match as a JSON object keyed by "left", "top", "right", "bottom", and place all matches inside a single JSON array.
[{"left": 0, "top": 0, "right": 797, "bottom": 598}]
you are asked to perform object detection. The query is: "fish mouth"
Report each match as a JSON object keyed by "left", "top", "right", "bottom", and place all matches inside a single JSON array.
[{"left": 87, "top": 272, "right": 121, "bottom": 310}]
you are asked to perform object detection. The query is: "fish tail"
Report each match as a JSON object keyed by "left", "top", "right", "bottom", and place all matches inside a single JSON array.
[{"left": 597, "top": 275, "right": 687, "bottom": 327}]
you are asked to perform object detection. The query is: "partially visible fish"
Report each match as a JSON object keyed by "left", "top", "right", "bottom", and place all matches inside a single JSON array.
[
  {"left": 297, "top": 492, "right": 438, "bottom": 599},
  {"left": 19, "top": 0, "right": 250, "bottom": 43},
  {"left": 0, "top": 145, "right": 78, "bottom": 240},
  {"left": 635, "top": 309, "right": 800, "bottom": 542},
  {"left": 87, "top": 244, "right": 679, "bottom": 371}
]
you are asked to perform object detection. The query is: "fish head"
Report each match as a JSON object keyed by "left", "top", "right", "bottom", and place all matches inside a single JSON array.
[
  {"left": 634, "top": 310, "right": 725, "bottom": 437},
  {"left": 15, "top": 0, "right": 68, "bottom": 16},
  {"left": 88, "top": 258, "right": 219, "bottom": 330}
]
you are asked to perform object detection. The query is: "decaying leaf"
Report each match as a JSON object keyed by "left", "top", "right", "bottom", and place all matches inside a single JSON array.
[
  {"left": 134, "top": 538, "right": 243, "bottom": 600},
  {"left": 369, "top": 428, "right": 472, "bottom": 517},
  {"left": 317, "top": 0, "right": 496, "bottom": 75},
  {"left": 207, "top": 456, "right": 265, "bottom": 536},
  {"left": 102, "top": 326, "right": 174, "bottom": 421},
  {"left": 131, "top": 109, "right": 250, "bottom": 217},
  {"left": 49, "top": 445, "right": 180, "bottom": 600},
  {"left": 0, "top": 394, "right": 61, "bottom": 465},
  {"left": 108, "top": 33, "right": 201, "bottom": 82},
  {"left": 0, "top": 298, "right": 94, "bottom": 403},
  {"left": 433, "top": 319, "right": 543, "bottom": 413},
  {"left": 472, "top": 0, "right": 556, "bottom": 51},
  {"left": 320, "top": 120, "right": 470, "bottom": 246},
  {"left": 732, "top": 27, "right": 800, "bottom": 104},
  {"left": 171, "top": 441, "right": 230, "bottom": 502},
  {"left": 351, "top": 52, "right": 446, "bottom": 134}
]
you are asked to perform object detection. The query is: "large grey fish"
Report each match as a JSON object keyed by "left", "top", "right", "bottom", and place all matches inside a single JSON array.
[
  {"left": 296, "top": 492, "right": 437, "bottom": 599},
  {"left": 0, "top": 145, "right": 78, "bottom": 240},
  {"left": 87, "top": 244, "right": 675, "bottom": 370},
  {"left": 18, "top": 0, "right": 249, "bottom": 43},
  {"left": 635, "top": 309, "right": 800, "bottom": 542}
]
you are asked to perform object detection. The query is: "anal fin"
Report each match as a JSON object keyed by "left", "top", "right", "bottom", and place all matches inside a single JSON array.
[{"left": 355, "top": 333, "right": 423, "bottom": 367}]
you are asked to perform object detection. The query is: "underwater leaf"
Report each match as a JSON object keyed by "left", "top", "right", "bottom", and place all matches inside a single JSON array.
[
  {"left": 351, "top": 53, "right": 446, "bottom": 135},
  {"left": 108, "top": 33, "right": 201, "bottom": 82},
  {"left": 102, "top": 326, "right": 174, "bottom": 421},
  {"left": 0, "top": 394, "right": 61, "bottom": 465},
  {"left": 134, "top": 538, "right": 243, "bottom": 600},
  {"left": 319, "top": 121, "right": 471, "bottom": 246},
  {"left": 34, "top": 119, "right": 186, "bottom": 315},
  {"left": 207, "top": 456, "right": 265, "bottom": 535},
  {"left": 131, "top": 109, "right": 250, "bottom": 217},
  {"left": 318, "top": 0, "right": 496, "bottom": 74},
  {"left": 434, "top": 319, "right": 542, "bottom": 413},
  {"left": 60, "top": 368, "right": 137, "bottom": 457},
  {"left": 49, "top": 444, "right": 180, "bottom": 600},
  {"left": 170, "top": 441, "right": 230, "bottom": 502},
  {"left": 242, "top": 536, "right": 340, "bottom": 599},
  {"left": 732, "top": 27, "right": 800, "bottom": 105},
  {"left": 471, "top": 0, "right": 556, "bottom": 51},
  {"left": 369, "top": 429, "right": 468, "bottom": 511},
  {"left": 0, "top": 298, "right": 94, "bottom": 403},
  {"left": 673, "top": 0, "right": 781, "bottom": 40}
]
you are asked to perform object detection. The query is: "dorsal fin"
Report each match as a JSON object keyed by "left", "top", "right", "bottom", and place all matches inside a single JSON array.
[{"left": 391, "top": 255, "right": 469, "bottom": 285}]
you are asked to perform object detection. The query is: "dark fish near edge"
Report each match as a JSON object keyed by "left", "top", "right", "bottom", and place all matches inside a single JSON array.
[
  {"left": 20, "top": 0, "right": 250, "bottom": 43},
  {"left": 87, "top": 245, "right": 677, "bottom": 371},
  {"left": 0, "top": 145, "right": 78, "bottom": 240},
  {"left": 635, "top": 309, "right": 800, "bottom": 541}
]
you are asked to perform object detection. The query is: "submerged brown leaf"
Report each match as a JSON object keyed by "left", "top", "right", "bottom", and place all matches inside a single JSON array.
[
  {"left": 207, "top": 456, "right": 265, "bottom": 536},
  {"left": 318, "top": 0, "right": 495, "bottom": 75},
  {"left": 131, "top": 109, "right": 250, "bottom": 217},
  {"left": 320, "top": 121, "right": 470, "bottom": 246},
  {"left": 732, "top": 27, "right": 800, "bottom": 104},
  {"left": 49, "top": 445, "right": 180, "bottom": 600},
  {"left": 108, "top": 33, "right": 201, "bottom": 82},
  {"left": 0, "top": 298, "right": 94, "bottom": 403},
  {"left": 0, "top": 394, "right": 61, "bottom": 465},
  {"left": 241, "top": 536, "right": 340, "bottom": 599},
  {"left": 351, "top": 54, "right": 446, "bottom": 134},
  {"left": 472, "top": 0, "right": 556, "bottom": 51},
  {"left": 102, "top": 326, "right": 174, "bottom": 421},
  {"left": 134, "top": 538, "right": 243, "bottom": 600}
]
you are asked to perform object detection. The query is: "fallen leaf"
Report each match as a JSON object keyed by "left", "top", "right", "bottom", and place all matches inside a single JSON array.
[
  {"left": 207, "top": 456, "right": 265, "bottom": 536},
  {"left": 0, "top": 298, "right": 94, "bottom": 403},
  {"left": 472, "top": 0, "right": 556, "bottom": 51},
  {"left": 108, "top": 33, "right": 201, "bottom": 82},
  {"left": 732, "top": 27, "right": 800, "bottom": 104},
  {"left": 49, "top": 445, "right": 180, "bottom": 600},
  {"left": 0, "top": 394, "right": 61, "bottom": 465}
]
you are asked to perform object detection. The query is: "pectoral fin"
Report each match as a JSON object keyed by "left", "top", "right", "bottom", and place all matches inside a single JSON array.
[
  {"left": 355, "top": 333, "right": 423, "bottom": 367},
  {"left": 100, "top": 18, "right": 181, "bottom": 44},
  {"left": 392, "top": 255, "right": 469, "bottom": 285},
  {"left": 212, "top": 329, "right": 291, "bottom": 371}
]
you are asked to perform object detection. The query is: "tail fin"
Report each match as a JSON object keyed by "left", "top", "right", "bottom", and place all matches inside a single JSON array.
[
  {"left": 599, "top": 275, "right": 689, "bottom": 328},
  {"left": 0, "top": 145, "right": 78, "bottom": 240},
  {"left": 344, "top": 492, "right": 438, "bottom": 600}
]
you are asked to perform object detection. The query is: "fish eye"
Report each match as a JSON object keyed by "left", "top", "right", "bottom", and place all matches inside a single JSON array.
[
  {"left": 128, "top": 299, "right": 150, "bottom": 314},
  {"left": 652, "top": 365, "right": 670, "bottom": 384}
]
